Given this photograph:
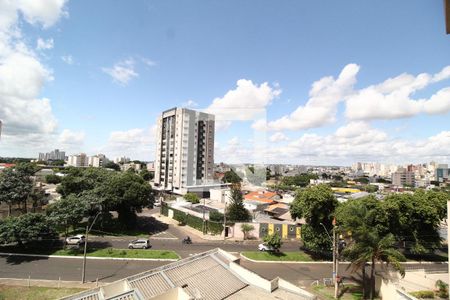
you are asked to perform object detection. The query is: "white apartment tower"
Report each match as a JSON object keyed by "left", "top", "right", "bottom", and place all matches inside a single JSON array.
[{"left": 154, "top": 107, "right": 215, "bottom": 194}]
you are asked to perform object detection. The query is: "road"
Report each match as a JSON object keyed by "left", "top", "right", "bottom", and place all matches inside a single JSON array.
[{"left": 0, "top": 208, "right": 447, "bottom": 286}]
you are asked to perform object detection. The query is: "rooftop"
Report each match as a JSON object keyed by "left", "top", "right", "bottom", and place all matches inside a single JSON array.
[{"left": 61, "top": 249, "right": 316, "bottom": 300}]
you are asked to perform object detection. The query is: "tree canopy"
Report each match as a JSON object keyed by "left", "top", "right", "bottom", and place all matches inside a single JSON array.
[
  {"left": 222, "top": 170, "right": 242, "bottom": 184},
  {"left": 226, "top": 187, "right": 251, "bottom": 222}
]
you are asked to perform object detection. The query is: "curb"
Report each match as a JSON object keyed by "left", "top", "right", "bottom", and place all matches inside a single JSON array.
[
  {"left": 240, "top": 254, "right": 449, "bottom": 265},
  {"left": 0, "top": 252, "right": 179, "bottom": 262},
  {"left": 240, "top": 253, "right": 336, "bottom": 264}
]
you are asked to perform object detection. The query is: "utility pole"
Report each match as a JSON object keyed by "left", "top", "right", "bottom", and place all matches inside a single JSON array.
[
  {"left": 223, "top": 204, "right": 227, "bottom": 241},
  {"left": 333, "top": 217, "right": 339, "bottom": 299},
  {"left": 81, "top": 211, "right": 101, "bottom": 284},
  {"left": 202, "top": 198, "right": 206, "bottom": 235}
]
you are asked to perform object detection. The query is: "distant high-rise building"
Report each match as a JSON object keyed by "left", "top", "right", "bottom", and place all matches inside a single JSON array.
[
  {"left": 88, "top": 154, "right": 109, "bottom": 167},
  {"left": 114, "top": 156, "right": 130, "bottom": 164},
  {"left": 154, "top": 107, "right": 215, "bottom": 194},
  {"left": 392, "top": 167, "right": 415, "bottom": 187},
  {"left": 67, "top": 153, "right": 88, "bottom": 167},
  {"left": 38, "top": 149, "right": 66, "bottom": 162},
  {"left": 435, "top": 164, "right": 449, "bottom": 183}
]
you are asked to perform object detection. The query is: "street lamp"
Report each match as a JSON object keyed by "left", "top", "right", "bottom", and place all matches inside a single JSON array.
[
  {"left": 81, "top": 210, "right": 102, "bottom": 284},
  {"left": 320, "top": 221, "right": 339, "bottom": 299}
]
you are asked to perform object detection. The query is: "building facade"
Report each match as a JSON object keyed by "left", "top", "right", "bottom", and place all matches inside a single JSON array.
[
  {"left": 38, "top": 149, "right": 66, "bottom": 162},
  {"left": 88, "top": 154, "right": 109, "bottom": 167},
  {"left": 391, "top": 167, "right": 415, "bottom": 187},
  {"left": 67, "top": 153, "right": 88, "bottom": 167},
  {"left": 154, "top": 107, "right": 215, "bottom": 194},
  {"left": 435, "top": 164, "right": 449, "bottom": 183}
]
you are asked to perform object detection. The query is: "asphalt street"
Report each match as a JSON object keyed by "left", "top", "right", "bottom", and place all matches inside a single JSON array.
[{"left": 0, "top": 208, "right": 447, "bottom": 287}]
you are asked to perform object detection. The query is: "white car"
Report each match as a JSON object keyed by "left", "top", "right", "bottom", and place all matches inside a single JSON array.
[
  {"left": 258, "top": 243, "right": 274, "bottom": 252},
  {"left": 65, "top": 234, "right": 86, "bottom": 245},
  {"left": 128, "top": 239, "right": 151, "bottom": 249}
]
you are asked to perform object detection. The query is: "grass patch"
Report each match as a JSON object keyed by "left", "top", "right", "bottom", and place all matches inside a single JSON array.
[
  {"left": 0, "top": 285, "right": 85, "bottom": 300},
  {"left": 313, "top": 285, "right": 371, "bottom": 300},
  {"left": 0, "top": 243, "right": 179, "bottom": 260},
  {"left": 52, "top": 248, "right": 179, "bottom": 259},
  {"left": 241, "top": 251, "right": 315, "bottom": 262}
]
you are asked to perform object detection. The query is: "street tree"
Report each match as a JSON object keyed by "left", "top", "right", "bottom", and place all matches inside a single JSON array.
[
  {"left": 226, "top": 186, "right": 251, "bottom": 222},
  {"left": 241, "top": 223, "right": 255, "bottom": 240},
  {"left": 290, "top": 184, "right": 338, "bottom": 253},
  {"left": 47, "top": 195, "right": 90, "bottom": 237},
  {"left": 264, "top": 233, "right": 283, "bottom": 252},
  {"left": 222, "top": 170, "right": 242, "bottom": 184},
  {"left": 0, "top": 168, "right": 33, "bottom": 215},
  {"left": 0, "top": 213, "right": 56, "bottom": 245},
  {"left": 336, "top": 197, "right": 405, "bottom": 299}
]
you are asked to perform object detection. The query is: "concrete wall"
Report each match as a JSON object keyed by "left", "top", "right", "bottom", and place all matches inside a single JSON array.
[
  {"left": 229, "top": 261, "right": 274, "bottom": 292},
  {"left": 232, "top": 222, "right": 260, "bottom": 240},
  {"left": 379, "top": 278, "right": 419, "bottom": 300},
  {"left": 278, "top": 278, "right": 317, "bottom": 300}
]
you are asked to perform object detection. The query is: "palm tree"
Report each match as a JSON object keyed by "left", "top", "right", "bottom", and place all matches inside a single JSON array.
[{"left": 344, "top": 228, "right": 405, "bottom": 299}]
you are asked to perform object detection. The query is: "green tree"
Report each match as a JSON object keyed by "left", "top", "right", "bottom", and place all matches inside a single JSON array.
[
  {"left": 222, "top": 170, "right": 242, "bottom": 184},
  {"left": 184, "top": 193, "right": 200, "bottom": 204},
  {"left": 209, "top": 211, "right": 224, "bottom": 222},
  {"left": 98, "top": 172, "right": 154, "bottom": 229},
  {"left": 241, "top": 223, "right": 255, "bottom": 240},
  {"left": 0, "top": 213, "right": 56, "bottom": 245},
  {"left": 0, "top": 168, "right": 33, "bottom": 215},
  {"left": 337, "top": 197, "right": 405, "bottom": 299},
  {"left": 140, "top": 169, "right": 154, "bottom": 181},
  {"left": 46, "top": 195, "right": 90, "bottom": 237},
  {"left": 263, "top": 233, "right": 283, "bottom": 252},
  {"left": 382, "top": 190, "right": 447, "bottom": 253},
  {"left": 226, "top": 187, "right": 251, "bottom": 222},
  {"left": 281, "top": 173, "right": 318, "bottom": 188},
  {"left": 45, "top": 174, "right": 61, "bottom": 184},
  {"left": 103, "top": 161, "right": 120, "bottom": 171},
  {"left": 290, "top": 184, "right": 338, "bottom": 252}
]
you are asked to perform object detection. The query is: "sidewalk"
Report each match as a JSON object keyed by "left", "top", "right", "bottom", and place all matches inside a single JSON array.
[
  {"left": 152, "top": 213, "right": 259, "bottom": 244},
  {"left": 0, "top": 278, "right": 104, "bottom": 289}
]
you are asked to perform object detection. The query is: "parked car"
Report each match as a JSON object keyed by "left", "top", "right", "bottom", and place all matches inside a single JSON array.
[
  {"left": 128, "top": 239, "right": 151, "bottom": 249},
  {"left": 65, "top": 234, "right": 86, "bottom": 245},
  {"left": 258, "top": 243, "right": 274, "bottom": 252}
]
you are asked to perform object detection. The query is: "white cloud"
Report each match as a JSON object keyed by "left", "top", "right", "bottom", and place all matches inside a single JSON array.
[
  {"left": 0, "top": 0, "right": 67, "bottom": 157},
  {"left": 206, "top": 79, "right": 281, "bottom": 122},
  {"left": 182, "top": 99, "right": 198, "bottom": 108},
  {"left": 269, "top": 132, "right": 289, "bottom": 142},
  {"left": 36, "top": 37, "right": 53, "bottom": 50},
  {"left": 61, "top": 54, "right": 73, "bottom": 65},
  {"left": 100, "top": 126, "right": 156, "bottom": 160},
  {"left": 102, "top": 58, "right": 138, "bottom": 85},
  {"left": 58, "top": 129, "right": 85, "bottom": 145},
  {"left": 345, "top": 65, "right": 450, "bottom": 120},
  {"left": 228, "top": 137, "right": 240, "bottom": 146},
  {"left": 254, "top": 64, "right": 360, "bottom": 131},
  {"left": 141, "top": 57, "right": 156, "bottom": 67}
]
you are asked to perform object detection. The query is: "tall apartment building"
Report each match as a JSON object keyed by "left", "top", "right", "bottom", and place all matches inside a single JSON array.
[
  {"left": 154, "top": 107, "right": 215, "bottom": 194},
  {"left": 88, "top": 154, "right": 109, "bottom": 168},
  {"left": 391, "top": 167, "right": 415, "bottom": 187},
  {"left": 435, "top": 164, "right": 449, "bottom": 183},
  {"left": 67, "top": 153, "right": 88, "bottom": 167},
  {"left": 38, "top": 149, "right": 66, "bottom": 162}
]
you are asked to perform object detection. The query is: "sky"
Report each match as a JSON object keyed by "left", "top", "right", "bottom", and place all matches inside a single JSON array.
[{"left": 0, "top": 0, "right": 450, "bottom": 166}]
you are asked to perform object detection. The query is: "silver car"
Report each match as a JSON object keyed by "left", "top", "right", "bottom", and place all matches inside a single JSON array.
[
  {"left": 65, "top": 234, "right": 86, "bottom": 245},
  {"left": 128, "top": 239, "right": 151, "bottom": 249}
]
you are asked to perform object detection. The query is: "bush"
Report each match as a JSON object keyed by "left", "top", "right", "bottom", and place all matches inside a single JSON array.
[
  {"left": 209, "top": 211, "right": 224, "bottom": 222},
  {"left": 186, "top": 214, "right": 204, "bottom": 232},
  {"left": 435, "top": 280, "right": 449, "bottom": 298},
  {"left": 45, "top": 174, "right": 61, "bottom": 184},
  {"left": 263, "top": 233, "right": 283, "bottom": 251},
  {"left": 207, "top": 221, "right": 224, "bottom": 235},
  {"left": 184, "top": 193, "right": 200, "bottom": 204},
  {"left": 172, "top": 209, "right": 187, "bottom": 225},
  {"left": 410, "top": 290, "right": 435, "bottom": 299}
]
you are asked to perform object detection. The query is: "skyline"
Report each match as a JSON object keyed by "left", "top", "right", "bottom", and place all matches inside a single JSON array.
[{"left": 0, "top": 1, "right": 450, "bottom": 165}]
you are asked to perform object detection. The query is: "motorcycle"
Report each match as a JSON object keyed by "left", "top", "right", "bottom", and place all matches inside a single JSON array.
[{"left": 182, "top": 237, "right": 192, "bottom": 244}]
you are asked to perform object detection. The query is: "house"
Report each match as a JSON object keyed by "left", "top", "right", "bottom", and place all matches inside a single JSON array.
[{"left": 244, "top": 191, "right": 280, "bottom": 204}]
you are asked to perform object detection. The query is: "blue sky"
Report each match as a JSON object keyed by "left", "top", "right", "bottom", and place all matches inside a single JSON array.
[{"left": 0, "top": 0, "right": 449, "bottom": 165}]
